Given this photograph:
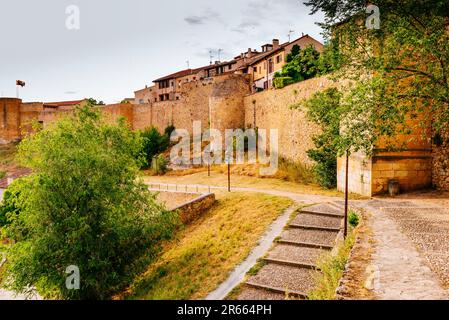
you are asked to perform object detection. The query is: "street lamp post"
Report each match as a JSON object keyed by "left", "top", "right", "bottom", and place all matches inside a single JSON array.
[{"left": 344, "top": 150, "right": 349, "bottom": 239}]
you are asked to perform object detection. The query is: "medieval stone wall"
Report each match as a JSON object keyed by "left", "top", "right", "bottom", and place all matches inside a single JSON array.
[
  {"left": 0, "top": 98, "right": 21, "bottom": 143},
  {"left": 243, "top": 76, "right": 334, "bottom": 166}
]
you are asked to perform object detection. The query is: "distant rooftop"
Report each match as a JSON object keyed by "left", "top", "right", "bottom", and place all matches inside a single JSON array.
[{"left": 43, "top": 99, "right": 85, "bottom": 108}]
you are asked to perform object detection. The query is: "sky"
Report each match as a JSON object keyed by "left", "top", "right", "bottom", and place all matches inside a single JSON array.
[{"left": 0, "top": 0, "right": 324, "bottom": 104}]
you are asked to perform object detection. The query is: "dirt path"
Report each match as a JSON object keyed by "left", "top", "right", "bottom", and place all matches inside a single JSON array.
[{"left": 147, "top": 182, "right": 339, "bottom": 204}]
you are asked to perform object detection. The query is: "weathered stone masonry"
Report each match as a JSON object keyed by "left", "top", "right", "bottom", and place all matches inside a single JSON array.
[{"left": 1, "top": 74, "right": 447, "bottom": 196}]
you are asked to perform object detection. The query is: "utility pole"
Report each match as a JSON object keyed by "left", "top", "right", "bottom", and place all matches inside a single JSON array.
[
  {"left": 225, "top": 151, "right": 231, "bottom": 192},
  {"left": 344, "top": 150, "right": 349, "bottom": 239}
]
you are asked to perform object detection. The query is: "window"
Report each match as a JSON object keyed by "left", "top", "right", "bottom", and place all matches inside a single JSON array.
[
  {"left": 268, "top": 59, "right": 274, "bottom": 73},
  {"left": 253, "top": 67, "right": 258, "bottom": 73},
  {"left": 276, "top": 55, "right": 282, "bottom": 63},
  {"left": 139, "top": 99, "right": 144, "bottom": 104}
]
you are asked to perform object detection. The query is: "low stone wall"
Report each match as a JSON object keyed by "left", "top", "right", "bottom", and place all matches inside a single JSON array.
[{"left": 172, "top": 193, "right": 216, "bottom": 225}]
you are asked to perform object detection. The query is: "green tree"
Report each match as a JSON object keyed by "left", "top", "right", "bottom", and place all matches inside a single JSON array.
[
  {"left": 302, "top": 88, "right": 343, "bottom": 188},
  {"left": 1, "top": 106, "right": 179, "bottom": 299},
  {"left": 277, "top": 45, "right": 322, "bottom": 82},
  {"left": 303, "top": 0, "right": 449, "bottom": 151}
]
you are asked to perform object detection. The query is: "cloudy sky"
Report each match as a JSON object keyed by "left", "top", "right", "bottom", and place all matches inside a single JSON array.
[{"left": 0, "top": 0, "right": 324, "bottom": 103}]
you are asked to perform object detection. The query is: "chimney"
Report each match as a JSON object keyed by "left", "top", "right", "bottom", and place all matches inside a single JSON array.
[
  {"left": 272, "top": 39, "right": 280, "bottom": 48},
  {"left": 248, "top": 48, "right": 252, "bottom": 53}
]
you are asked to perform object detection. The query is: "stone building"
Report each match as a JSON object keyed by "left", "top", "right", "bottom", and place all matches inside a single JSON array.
[
  {"left": 134, "top": 34, "right": 323, "bottom": 104},
  {"left": 247, "top": 35, "right": 323, "bottom": 91}
]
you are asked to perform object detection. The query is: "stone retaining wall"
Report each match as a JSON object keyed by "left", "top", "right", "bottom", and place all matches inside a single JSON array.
[{"left": 172, "top": 193, "right": 216, "bottom": 225}]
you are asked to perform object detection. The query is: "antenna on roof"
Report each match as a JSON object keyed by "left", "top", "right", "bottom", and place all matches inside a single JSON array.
[
  {"left": 288, "top": 30, "right": 295, "bottom": 42},
  {"left": 186, "top": 60, "right": 190, "bottom": 69},
  {"left": 218, "top": 49, "right": 223, "bottom": 62},
  {"left": 209, "top": 50, "right": 214, "bottom": 65}
]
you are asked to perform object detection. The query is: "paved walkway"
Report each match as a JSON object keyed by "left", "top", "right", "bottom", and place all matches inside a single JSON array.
[{"left": 356, "top": 199, "right": 449, "bottom": 300}]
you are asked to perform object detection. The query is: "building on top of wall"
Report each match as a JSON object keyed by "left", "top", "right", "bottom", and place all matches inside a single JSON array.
[
  {"left": 248, "top": 34, "right": 323, "bottom": 92},
  {"left": 134, "top": 85, "right": 157, "bottom": 104},
  {"left": 133, "top": 33, "right": 323, "bottom": 103}
]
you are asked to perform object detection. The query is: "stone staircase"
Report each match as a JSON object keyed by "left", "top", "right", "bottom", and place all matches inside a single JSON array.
[{"left": 237, "top": 202, "right": 344, "bottom": 300}]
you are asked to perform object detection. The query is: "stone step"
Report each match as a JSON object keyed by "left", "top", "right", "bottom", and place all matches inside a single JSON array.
[
  {"left": 263, "top": 257, "right": 318, "bottom": 270},
  {"left": 300, "top": 210, "right": 344, "bottom": 218},
  {"left": 237, "top": 287, "right": 300, "bottom": 300},
  {"left": 277, "top": 239, "right": 333, "bottom": 250},
  {"left": 281, "top": 228, "right": 338, "bottom": 247},
  {"left": 301, "top": 203, "right": 344, "bottom": 217},
  {"left": 291, "top": 213, "right": 343, "bottom": 229},
  {"left": 267, "top": 244, "right": 326, "bottom": 266},
  {"left": 245, "top": 264, "right": 317, "bottom": 298},
  {"left": 245, "top": 282, "right": 307, "bottom": 299},
  {"left": 289, "top": 223, "right": 341, "bottom": 232}
]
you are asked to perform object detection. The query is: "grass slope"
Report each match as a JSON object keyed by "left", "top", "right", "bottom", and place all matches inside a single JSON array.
[{"left": 125, "top": 192, "right": 293, "bottom": 300}]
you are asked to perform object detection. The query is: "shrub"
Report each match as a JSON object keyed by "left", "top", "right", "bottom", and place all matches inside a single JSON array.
[
  {"left": 349, "top": 210, "right": 359, "bottom": 228},
  {"left": 151, "top": 154, "right": 168, "bottom": 175},
  {"left": 164, "top": 125, "right": 176, "bottom": 138},
  {"left": 273, "top": 77, "right": 295, "bottom": 89},
  {"left": 140, "top": 127, "right": 170, "bottom": 169},
  {"left": 1, "top": 106, "right": 179, "bottom": 299},
  {"left": 0, "top": 179, "right": 25, "bottom": 228}
]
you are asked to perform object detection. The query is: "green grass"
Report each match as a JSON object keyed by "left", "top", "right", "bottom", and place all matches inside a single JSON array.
[
  {"left": 246, "top": 259, "right": 267, "bottom": 276},
  {"left": 124, "top": 192, "right": 293, "bottom": 300},
  {"left": 307, "top": 227, "right": 357, "bottom": 300}
]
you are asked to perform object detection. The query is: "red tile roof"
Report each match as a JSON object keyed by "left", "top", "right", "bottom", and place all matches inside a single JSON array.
[{"left": 153, "top": 69, "right": 199, "bottom": 82}]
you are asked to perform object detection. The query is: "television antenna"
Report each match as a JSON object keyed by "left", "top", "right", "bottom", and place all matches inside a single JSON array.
[
  {"left": 287, "top": 30, "right": 295, "bottom": 42},
  {"left": 218, "top": 49, "right": 223, "bottom": 62},
  {"left": 209, "top": 50, "right": 214, "bottom": 65}
]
